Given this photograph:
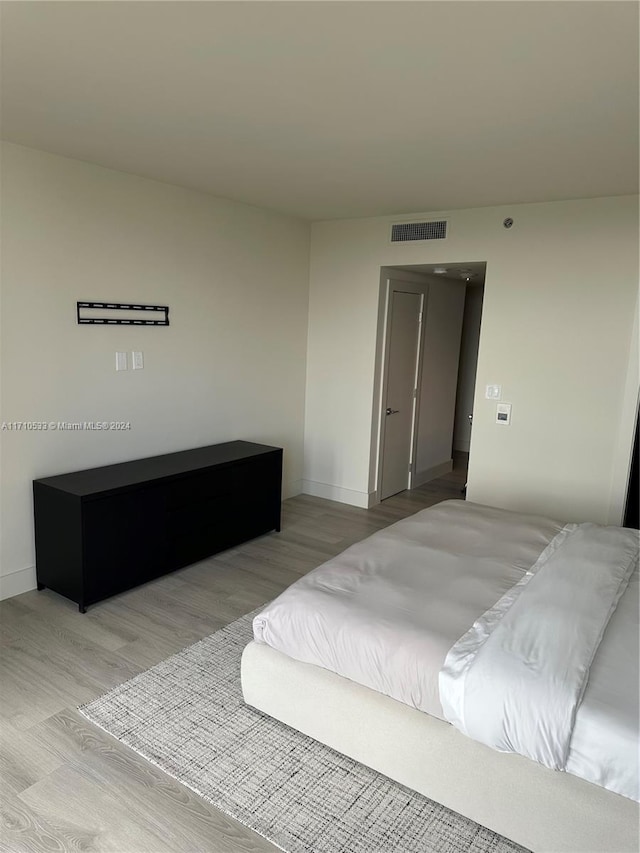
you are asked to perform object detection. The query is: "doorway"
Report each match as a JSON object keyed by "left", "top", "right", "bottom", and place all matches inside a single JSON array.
[
  {"left": 452, "top": 281, "right": 485, "bottom": 486},
  {"left": 374, "top": 263, "right": 486, "bottom": 502}
]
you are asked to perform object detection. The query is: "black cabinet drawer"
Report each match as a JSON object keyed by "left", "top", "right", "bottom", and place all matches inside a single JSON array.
[
  {"left": 167, "top": 493, "right": 232, "bottom": 532},
  {"left": 167, "top": 468, "right": 232, "bottom": 509},
  {"left": 168, "top": 522, "right": 236, "bottom": 569},
  {"left": 83, "top": 488, "right": 168, "bottom": 602},
  {"left": 232, "top": 454, "right": 281, "bottom": 495}
]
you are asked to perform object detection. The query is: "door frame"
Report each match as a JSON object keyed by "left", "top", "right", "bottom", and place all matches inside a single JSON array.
[{"left": 372, "top": 271, "right": 429, "bottom": 502}]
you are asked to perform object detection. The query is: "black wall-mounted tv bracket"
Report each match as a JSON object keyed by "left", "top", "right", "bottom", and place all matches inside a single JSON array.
[{"left": 77, "top": 301, "right": 169, "bottom": 326}]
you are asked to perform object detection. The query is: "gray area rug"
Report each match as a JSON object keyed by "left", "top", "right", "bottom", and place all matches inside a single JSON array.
[{"left": 79, "top": 612, "right": 528, "bottom": 853}]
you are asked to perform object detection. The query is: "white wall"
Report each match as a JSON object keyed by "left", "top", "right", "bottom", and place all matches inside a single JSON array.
[
  {"left": 453, "top": 286, "right": 484, "bottom": 452},
  {"left": 414, "top": 277, "right": 465, "bottom": 480},
  {"left": 0, "top": 142, "right": 311, "bottom": 599},
  {"left": 304, "top": 196, "right": 639, "bottom": 523}
]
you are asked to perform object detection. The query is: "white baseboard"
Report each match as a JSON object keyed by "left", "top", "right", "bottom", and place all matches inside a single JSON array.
[
  {"left": 412, "top": 459, "right": 453, "bottom": 489},
  {"left": 0, "top": 565, "right": 37, "bottom": 601},
  {"left": 283, "top": 479, "right": 303, "bottom": 500},
  {"left": 301, "top": 480, "right": 376, "bottom": 509}
]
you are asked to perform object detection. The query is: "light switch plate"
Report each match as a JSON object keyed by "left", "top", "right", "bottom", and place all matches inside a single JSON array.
[
  {"left": 115, "top": 351, "right": 127, "bottom": 371},
  {"left": 485, "top": 384, "right": 502, "bottom": 400},
  {"left": 496, "top": 402, "right": 512, "bottom": 425},
  {"left": 132, "top": 351, "right": 144, "bottom": 370}
]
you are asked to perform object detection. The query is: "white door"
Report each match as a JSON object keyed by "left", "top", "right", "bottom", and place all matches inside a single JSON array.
[{"left": 380, "top": 289, "right": 423, "bottom": 500}]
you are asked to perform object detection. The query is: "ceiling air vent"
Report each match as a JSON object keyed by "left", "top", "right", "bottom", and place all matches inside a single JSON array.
[{"left": 390, "top": 220, "right": 447, "bottom": 242}]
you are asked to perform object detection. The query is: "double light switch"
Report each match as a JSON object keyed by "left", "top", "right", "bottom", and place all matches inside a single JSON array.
[{"left": 115, "top": 352, "right": 144, "bottom": 371}]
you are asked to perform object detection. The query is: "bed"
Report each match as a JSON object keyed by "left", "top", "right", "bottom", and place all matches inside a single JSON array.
[{"left": 241, "top": 500, "right": 639, "bottom": 853}]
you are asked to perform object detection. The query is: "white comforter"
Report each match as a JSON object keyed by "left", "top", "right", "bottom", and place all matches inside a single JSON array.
[
  {"left": 252, "top": 500, "right": 639, "bottom": 801},
  {"left": 440, "top": 523, "right": 638, "bottom": 784}
]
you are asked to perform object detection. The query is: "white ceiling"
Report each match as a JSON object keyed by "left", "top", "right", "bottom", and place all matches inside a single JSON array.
[
  {"left": 1, "top": 2, "right": 638, "bottom": 221},
  {"left": 391, "top": 262, "right": 487, "bottom": 285}
]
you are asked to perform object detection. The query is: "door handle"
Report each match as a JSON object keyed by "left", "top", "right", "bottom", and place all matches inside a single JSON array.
[{"left": 386, "top": 408, "right": 399, "bottom": 415}]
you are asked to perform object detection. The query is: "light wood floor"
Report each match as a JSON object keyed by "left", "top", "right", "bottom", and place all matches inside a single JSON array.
[{"left": 0, "top": 461, "right": 467, "bottom": 853}]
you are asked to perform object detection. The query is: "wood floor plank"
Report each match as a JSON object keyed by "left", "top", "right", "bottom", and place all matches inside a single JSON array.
[
  {"left": 111, "top": 632, "right": 206, "bottom": 671},
  {"left": 1, "top": 628, "right": 142, "bottom": 730},
  {"left": 0, "top": 643, "right": 95, "bottom": 730},
  {"left": 30, "top": 710, "right": 278, "bottom": 853},
  {"left": 0, "top": 598, "right": 37, "bottom": 646},
  {"left": 0, "top": 466, "right": 466, "bottom": 853},
  {"left": 0, "top": 720, "right": 65, "bottom": 797},
  {"left": 1, "top": 791, "right": 96, "bottom": 853},
  {"left": 13, "top": 591, "right": 136, "bottom": 653},
  {"left": 18, "top": 765, "right": 179, "bottom": 853}
]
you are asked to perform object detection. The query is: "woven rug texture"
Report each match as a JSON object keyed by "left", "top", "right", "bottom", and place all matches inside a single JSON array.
[{"left": 79, "top": 611, "right": 528, "bottom": 853}]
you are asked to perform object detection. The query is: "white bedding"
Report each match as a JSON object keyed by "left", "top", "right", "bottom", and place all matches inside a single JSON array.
[
  {"left": 252, "top": 500, "right": 639, "bottom": 801},
  {"left": 253, "top": 500, "right": 564, "bottom": 720},
  {"left": 566, "top": 558, "right": 639, "bottom": 799},
  {"left": 440, "top": 522, "right": 639, "bottom": 797}
]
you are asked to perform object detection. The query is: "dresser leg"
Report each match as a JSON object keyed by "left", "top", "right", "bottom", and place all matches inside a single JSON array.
[
  {"left": 37, "top": 582, "right": 45, "bottom": 591},
  {"left": 79, "top": 602, "right": 87, "bottom": 614}
]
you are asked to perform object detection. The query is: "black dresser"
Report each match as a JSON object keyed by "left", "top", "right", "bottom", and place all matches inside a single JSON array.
[{"left": 33, "top": 440, "right": 282, "bottom": 612}]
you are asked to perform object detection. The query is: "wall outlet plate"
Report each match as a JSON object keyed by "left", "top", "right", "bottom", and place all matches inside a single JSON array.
[
  {"left": 485, "top": 384, "right": 502, "bottom": 400},
  {"left": 132, "top": 351, "right": 144, "bottom": 370},
  {"left": 115, "top": 351, "right": 127, "bottom": 371}
]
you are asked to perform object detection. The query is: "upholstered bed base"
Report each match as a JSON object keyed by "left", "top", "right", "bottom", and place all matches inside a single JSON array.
[{"left": 241, "top": 641, "right": 639, "bottom": 853}]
